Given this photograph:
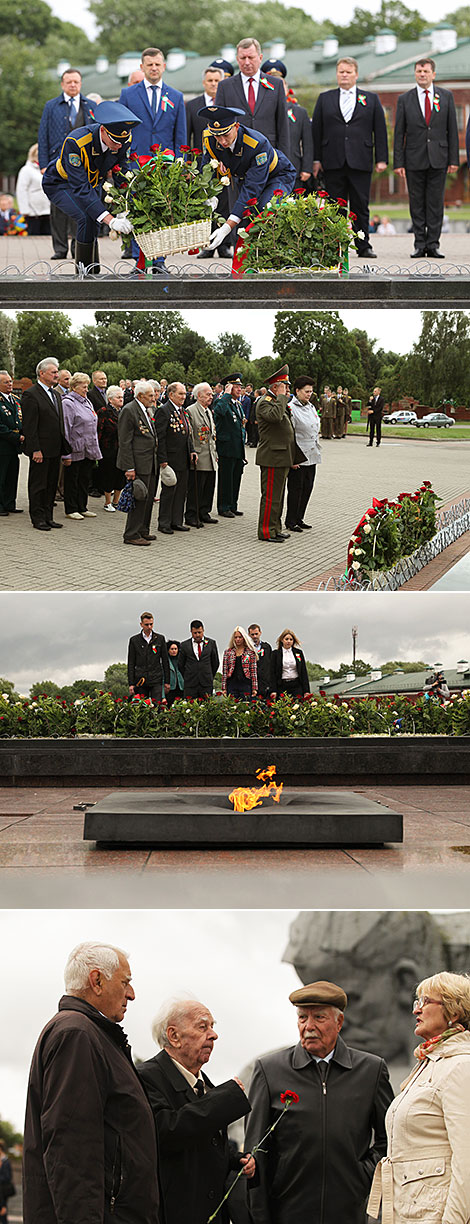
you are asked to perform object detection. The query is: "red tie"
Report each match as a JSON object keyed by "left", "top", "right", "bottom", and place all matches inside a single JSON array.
[
  {"left": 248, "top": 77, "right": 255, "bottom": 115},
  {"left": 198, "top": 642, "right": 202, "bottom": 658},
  {"left": 424, "top": 90, "right": 431, "bottom": 124}
]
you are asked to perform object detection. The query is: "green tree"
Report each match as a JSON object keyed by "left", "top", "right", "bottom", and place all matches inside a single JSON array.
[
  {"left": 42, "top": 23, "right": 96, "bottom": 64},
  {"left": 94, "top": 311, "right": 185, "bottom": 348},
  {"left": 333, "top": 0, "right": 426, "bottom": 40},
  {"left": 101, "top": 362, "right": 127, "bottom": 385},
  {"left": 217, "top": 331, "right": 251, "bottom": 363},
  {"left": 30, "top": 680, "right": 63, "bottom": 699},
  {"left": 443, "top": 4, "right": 470, "bottom": 35},
  {"left": 14, "top": 312, "right": 77, "bottom": 380},
  {"left": 159, "top": 360, "right": 186, "bottom": 383},
  {"left": 0, "top": 313, "right": 17, "bottom": 374},
  {"left": 104, "top": 662, "right": 129, "bottom": 697},
  {"left": 400, "top": 311, "right": 470, "bottom": 407},
  {"left": 0, "top": 40, "right": 54, "bottom": 174},
  {"left": 0, "top": 1117, "right": 23, "bottom": 1148},
  {"left": 1, "top": 0, "right": 55, "bottom": 43},
  {"left": 0, "top": 678, "right": 19, "bottom": 700},
  {"left": 61, "top": 679, "right": 103, "bottom": 701},
  {"left": 305, "top": 661, "right": 329, "bottom": 680},
  {"left": 89, "top": 0, "right": 326, "bottom": 58},
  {"left": 273, "top": 311, "right": 362, "bottom": 392}
]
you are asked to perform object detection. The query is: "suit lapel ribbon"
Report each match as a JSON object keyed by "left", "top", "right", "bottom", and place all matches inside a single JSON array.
[
  {"left": 260, "top": 76, "right": 274, "bottom": 91},
  {"left": 161, "top": 93, "right": 175, "bottom": 112}
]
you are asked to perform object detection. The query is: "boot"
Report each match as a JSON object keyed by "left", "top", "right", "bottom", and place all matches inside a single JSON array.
[
  {"left": 75, "top": 241, "right": 94, "bottom": 276},
  {"left": 91, "top": 239, "right": 100, "bottom": 275}
]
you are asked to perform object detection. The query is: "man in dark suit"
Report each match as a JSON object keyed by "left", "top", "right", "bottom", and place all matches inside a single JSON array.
[
  {"left": 312, "top": 58, "right": 388, "bottom": 257},
  {"left": 248, "top": 624, "right": 272, "bottom": 698},
  {"left": 393, "top": 57, "right": 459, "bottom": 258},
  {"left": 367, "top": 387, "right": 385, "bottom": 447},
  {"left": 155, "top": 382, "right": 197, "bottom": 534},
  {"left": 38, "top": 68, "right": 96, "bottom": 259},
  {"left": 215, "top": 39, "right": 290, "bottom": 156},
  {"left": 88, "top": 370, "right": 108, "bottom": 413},
  {"left": 245, "top": 979, "right": 393, "bottom": 1224},
  {"left": 127, "top": 611, "right": 170, "bottom": 700},
  {"left": 186, "top": 66, "right": 224, "bottom": 153},
  {"left": 137, "top": 997, "right": 255, "bottom": 1224},
  {"left": 116, "top": 379, "right": 158, "bottom": 546},
  {"left": 0, "top": 370, "right": 24, "bottom": 516},
  {"left": 262, "top": 60, "right": 313, "bottom": 191},
  {"left": 179, "top": 621, "right": 219, "bottom": 698},
  {"left": 21, "top": 357, "right": 70, "bottom": 531}
]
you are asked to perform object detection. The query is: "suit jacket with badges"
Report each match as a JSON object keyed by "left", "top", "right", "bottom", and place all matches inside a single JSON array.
[
  {"left": 213, "top": 392, "right": 245, "bottom": 459},
  {"left": 393, "top": 85, "right": 459, "bottom": 171},
  {"left": 185, "top": 400, "right": 217, "bottom": 470},
  {"left": 312, "top": 88, "right": 388, "bottom": 172},
  {"left": 202, "top": 125, "right": 293, "bottom": 221},
  {"left": 255, "top": 392, "right": 300, "bottom": 469},
  {"left": 116, "top": 398, "right": 158, "bottom": 478},
  {"left": 127, "top": 631, "right": 170, "bottom": 688},
  {"left": 287, "top": 102, "right": 314, "bottom": 177},
  {"left": 368, "top": 394, "right": 385, "bottom": 419},
  {"left": 137, "top": 1048, "right": 251, "bottom": 1224},
  {"left": 155, "top": 400, "right": 193, "bottom": 470},
  {"left": 215, "top": 73, "right": 290, "bottom": 156},
  {"left": 42, "top": 125, "right": 132, "bottom": 223},
  {"left": 254, "top": 640, "right": 272, "bottom": 696},
  {"left": 0, "top": 393, "right": 22, "bottom": 454},
  {"left": 245, "top": 1035, "right": 393, "bottom": 1224},
  {"left": 21, "top": 384, "right": 69, "bottom": 459},
  {"left": 178, "top": 636, "right": 220, "bottom": 695},
  {"left": 38, "top": 93, "right": 96, "bottom": 167},
  {"left": 270, "top": 645, "right": 310, "bottom": 694},
  {"left": 118, "top": 80, "right": 186, "bottom": 158}
]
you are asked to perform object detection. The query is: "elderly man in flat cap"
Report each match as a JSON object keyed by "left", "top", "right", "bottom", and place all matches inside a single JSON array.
[{"left": 245, "top": 979, "right": 393, "bottom": 1224}]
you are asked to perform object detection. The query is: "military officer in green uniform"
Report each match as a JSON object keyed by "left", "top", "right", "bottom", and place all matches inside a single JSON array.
[
  {"left": 0, "top": 370, "right": 24, "bottom": 516},
  {"left": 256, "top": 364, "right": 304, "bottom": 543},
  {"left": 213, "top": 374, "right": 246, "bottom": 517}
]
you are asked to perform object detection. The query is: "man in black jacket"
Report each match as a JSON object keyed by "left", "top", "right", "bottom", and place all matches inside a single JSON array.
[
  {"left": 367, "top": 387, "right": 385, "bottom": 447},
  {"left": 248, "top": 623, "right": 272, "bottom": 698},
  {"left": 155, "top": 382, "right": 197, "bottom": 534},
  {"left": 393, "top": 58, "right": 459, "bottom": 257},
  {"left": 179, "top": 620, "right": 219, "bottom": 697},
  {"left": 245, "top": 979, "right": 393, "bottom": 1224},
  {"left": 127, "top": 612, "right": 170, "bottom": 700},
  {"left": 21, "top": 357, "right": 71, "bottom": 531},
  {"left": 137, "top": 996, "right": 255, "bottom": 1224},
  {"left": 312, "top": 58, "right": 388, "bottom": 257},
  {"left": 23, "top": 940, "right": 160, "bottom": 1224},
  {"left": 116, "top": 380, "right": 159, "bottom": 546}
]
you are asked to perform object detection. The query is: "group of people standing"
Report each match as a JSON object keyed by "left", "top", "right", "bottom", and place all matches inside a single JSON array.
[{"left": 318, "top": 386, "right": 352, "bottom": 441}]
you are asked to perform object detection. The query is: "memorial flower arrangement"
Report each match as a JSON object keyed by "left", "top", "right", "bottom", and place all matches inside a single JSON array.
[
  {"left": 105, "top": 145, "right": 223, "bottom": 242},
  {"left": 207, "top": 1091, "right": 300, "bottom": 1223},
  {"left": 347, "top": 482, "right": 439, "bottom": 577},
  {"left": 232, "top": 190, "right": 355, "bottom": 275}
]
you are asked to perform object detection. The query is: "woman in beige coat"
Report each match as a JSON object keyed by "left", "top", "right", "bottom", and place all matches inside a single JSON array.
[{"left": 368, "top": 971, "right": 470, "bottom": 1224}]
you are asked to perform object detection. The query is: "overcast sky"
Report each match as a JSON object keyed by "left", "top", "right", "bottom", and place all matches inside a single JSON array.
[
  {"left": 2, "top": 908, "right": 300, "bottom": 1131},
  {"left": 1, "top": 591, "right": 469, "bottom": 691},
  {"left": 47, "top": 0, "right": 452, "bottom": 41}
]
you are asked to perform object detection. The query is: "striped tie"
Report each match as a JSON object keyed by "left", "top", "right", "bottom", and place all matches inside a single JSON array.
[{"left": 341, "top": 91, "right": 355, "bottom": 123}]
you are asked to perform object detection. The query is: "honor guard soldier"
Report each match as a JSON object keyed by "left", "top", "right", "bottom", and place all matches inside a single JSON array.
[
  {"left": 255, "top": 365, "right": 305, "bottom": 543},
  {"left": 42, "top": 101, "right": 141, "bottom": 274},
  {"left": 198, "top": 105, "right": 295, "bottom": 250}
]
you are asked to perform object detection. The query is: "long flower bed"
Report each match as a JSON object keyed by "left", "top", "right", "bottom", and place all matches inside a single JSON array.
[
  {"left": 1, "top": 690, "right": 469, "bottom": 738},
  {"left": 347, "top": 482, "right": 438, "bottom": 577}
]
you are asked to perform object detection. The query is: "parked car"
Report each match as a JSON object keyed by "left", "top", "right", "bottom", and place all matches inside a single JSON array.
[
  {"left": 382, "top": 410, "right": 418, "bottom": 424},
  {"left": 413, "top": 413, "right": 455, "bottom": 428}
]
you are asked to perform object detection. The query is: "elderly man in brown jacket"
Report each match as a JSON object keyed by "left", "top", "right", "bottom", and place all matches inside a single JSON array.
[
  {"left": 256, "top": 364, "right": 305, "bottom": 543},
  {"left": 23, "top": 941, "right": 160, "bottom": 1224}
]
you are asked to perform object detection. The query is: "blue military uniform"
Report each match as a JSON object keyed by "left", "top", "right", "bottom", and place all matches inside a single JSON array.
[
  {"left": 213, "top": 375, "right": 246, "bottom": 516},
  {"left": 200, "top": 109, "right": 295, "bottom": 221}
]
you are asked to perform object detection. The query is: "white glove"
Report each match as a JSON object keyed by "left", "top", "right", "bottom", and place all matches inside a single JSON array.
[
  {"left": 208, "top": 222, "right": 232, "bottom": 250},
  {"left": 110, "top": 213, "right": 133, "bottom": 235}
]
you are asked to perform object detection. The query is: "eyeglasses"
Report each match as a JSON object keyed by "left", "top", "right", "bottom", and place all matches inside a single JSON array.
[{"left": 412, "top": 996, "right": 443, "bottom": 1012}]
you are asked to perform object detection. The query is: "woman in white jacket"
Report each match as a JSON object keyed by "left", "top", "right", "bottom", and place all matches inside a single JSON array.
[
  {"left": 368, "top": 971, "right": 470, "bottom": 1224},
  {"left": 15, "top": 143, "right": 50, "bottom": 236}
]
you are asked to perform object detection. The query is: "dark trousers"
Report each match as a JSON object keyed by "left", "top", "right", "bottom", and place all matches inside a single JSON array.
[
  {"left": 64, "top": 457, "right": 94, "bottom": 514},
  {"left": 277, "top": 676, "right": 303, "bottom": 698},
  {"left": 258, "top": 466, "right": 288, "bottom": 540},
  {"left": 28, "top": 454, "right": 60, "bottom": 525},
  {"left": 27, "top": 215, "right": 51, "bottom": 236},
  {"left": 50, "top": 202, "right": 76, "bottom": 254},
  {"left": 158, "top": 467, "right": 189, "bottom": 529},
  {"left": 323, "top": 166, "right": 372, "bottom": 251},
  {"left": 0, "top": 451, "right": 20, "bottom": 511},
  {"left": 286, "top": 464, "right": 316, "bottom": 527},
  {"left": 186, "top": 468, "right": 216, "bottom": 523},
  {"left": 368, "top": 415, "right": 382, "bottom": 445},
  {"left": 45, "top": 185, "right": 95, "bottom": 243},
  {"left": 133, "top": 680, "right": 162, "bottom": 700},
  {"left": 226, "top": 678, "right": 253, "bottom": 699},
  {"left": 124, "top": 471, "right": 157, "bottom": 541},
  {"left": 217, "top": 456, "right": 243, "bottom": 512},
  {"left": 405, "top": 166, "right": 447, "bottom": 250}
]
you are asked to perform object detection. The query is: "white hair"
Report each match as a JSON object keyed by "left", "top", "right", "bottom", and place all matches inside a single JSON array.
[
  {"left": 151, "top": 994, "right": 199, "bottom": 1048},
  {"left": 134, "top": 379, "right": 155, "bottom": 399},
  {"left": 64, "top": 941, "right": 127, "bottom": 992},
  {"left": 193, "top": 382, "right": 212, "bottom": 400},
  {"left": 107, "top": 384, "right": 124, "bottom": 401},
  {"left": 36, "top": 357, "right": 59, "bottom": 377},
  {"left": 148, "top": 379, "right": 161, "bottom": 392}
]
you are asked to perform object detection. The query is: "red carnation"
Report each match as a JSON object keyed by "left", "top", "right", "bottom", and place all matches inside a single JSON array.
[
  {"left": 273, "top": 189, "right": 284, "bottom": 197},
  {"left": 192, "top": 147, "right": 202, "bottom": 155},
  {"left": 349, "top": 210, "right": 357, "bottom": 220},
  {"left": 246, "top": 197, "right": 258, "bottom": 206},
  {"left": 150, "top": 143, "right": 161, "bottom": 152},
  {"left": 294, "top": 187, "right": 306, "bottom": 194},
  {"left": 179, "top": 144, "right": 191, "bottom": 152},
  {"left": 280, "top": 1091, "right": 300, "bottom": 1104},
  {"left": 336, "top": 197, "right": 348, "bottom": 206},
  {"left": 137, "top": 155, "right": 152, "bottom": 166},
  {"left": 317, "top": 190, "right": 328, "bottom": 198}
]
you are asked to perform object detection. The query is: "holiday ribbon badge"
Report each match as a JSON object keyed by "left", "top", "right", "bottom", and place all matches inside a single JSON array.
[
  {"left": 433, "top": 93, "right": 440, "bottom": 111},
  {"left": 261, "top": 76, "right": 275, "bottom": 90},
  {"left": 161, "top": 95, "right": 175, "bottom": 111},
  {"left": 358, "top": 94, "right": 367, "bottom": 106},
  {"left": 287, "top": 108, "right": 297, "bottom": 123}
]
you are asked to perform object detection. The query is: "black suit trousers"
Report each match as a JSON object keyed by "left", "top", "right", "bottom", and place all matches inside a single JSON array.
[
  {"left": 286, "top": 464, "right": 316, "bottom": 526},
  {"left": 368, "top": 415, "right": 382, "bottom": 445},
  {"left": 50, "top": 203, "right": 76, "bottom": 256},
  {"left": 323, "top": 166, "right": 372, "bottom": 250},
  {"left": 28, "top": 455, "right": 60, "bottom": 525},
  {"left": 158, "top": 468, "right": 188, "bottom": 529},
  {"left": 405, "top": 166, "right": 447, "bottom": 249},
  {"left": 186, "top": 469, "right": 216, "bottom": 522},
  {"left": 123, "top": 471, "right": 157, "bottom": 541},
  {"left": 0, "top": 451, "right": 20, "bottom": 511},
  {"left": 64, "top": 457, "right": 93, "bottom": 515}
]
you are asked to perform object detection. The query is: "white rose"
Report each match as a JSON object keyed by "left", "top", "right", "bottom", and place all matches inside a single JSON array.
[
  {"left": 104, "top": 195, "right": 113, "bottom": 203},
  {"left": 220, "top": 175, "right": 230, "bottom": 185},
  {"left": 354, "top": 548, "right": 364, "bottom": 556},
  {"left": 352, "top": 561, "right": 361, "bottom": 571},
  {"left": 363, "top": 524, "right": 372, "bottom": 534},
  {"left": 356, "top": 229, "right": 365, "bottom": 239},
  {"left": 210, "top": 158, "right": 219, "bottom": 169}
]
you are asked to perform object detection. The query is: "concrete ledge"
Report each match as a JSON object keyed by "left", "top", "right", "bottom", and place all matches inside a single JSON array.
[
  {"left": 1, "top": 737, "right": 469, "bottom": 787},
  {"left": 84, "top": 789, "right": 403, "bottom": 846}
]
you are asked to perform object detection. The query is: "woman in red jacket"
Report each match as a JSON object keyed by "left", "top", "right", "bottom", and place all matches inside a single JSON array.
[{"left": 222, "top": 626, "right": 258, "bottom": 699}]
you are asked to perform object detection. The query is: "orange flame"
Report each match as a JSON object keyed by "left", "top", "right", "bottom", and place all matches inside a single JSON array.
[{"left": 229, "top": 765, "right": 284, "bottom": 812}]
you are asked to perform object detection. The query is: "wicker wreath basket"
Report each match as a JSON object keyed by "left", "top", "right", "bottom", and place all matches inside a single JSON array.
[{"left": 134, "top": 218, "right": 212, "bottom": 258}]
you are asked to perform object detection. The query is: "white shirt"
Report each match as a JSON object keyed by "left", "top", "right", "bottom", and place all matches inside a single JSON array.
[
  {"left": 416, "top": 83, "right": 434, "bottom": 118},
  {"left": 204, "top": 92, "right": 216, "bottom": 107},
  {"left": 170, "top": 1058, "right": 205, "bottom": 1092},
  {"left": 309, "top": 1047, "right": 335, "bottom": 1064},
  {"left": 281, "top": 647, "right": 298, "bottom": 681},
  {"left": 144, "top": 80, "right": 162, "bottom": 111},
  {"left": 64, "top": 93, "right": 80, "bottom": 116},
  {"left": 38, "top": 378, "right": 57, "bottom": 403},
  {"left": 240, "top": 70, "right": 260, "bottom": 104},
  {"left": 339, "top": 87, "right": 356, "bottom": 121},
  {"left": 141, "top": 631, "right": 153, "bottom": 643},
  {"left": 192, "top": 638, "right": 204, "bottom": 659}
]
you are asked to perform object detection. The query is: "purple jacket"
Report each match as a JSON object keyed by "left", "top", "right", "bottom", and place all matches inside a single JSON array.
[{"left": 62, "top": 390, "right": 102, "bottom": 462}]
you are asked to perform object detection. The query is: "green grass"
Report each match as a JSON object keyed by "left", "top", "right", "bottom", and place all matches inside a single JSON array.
[{"left": 347, "top": 423, "right": 470, "bottom": 441}]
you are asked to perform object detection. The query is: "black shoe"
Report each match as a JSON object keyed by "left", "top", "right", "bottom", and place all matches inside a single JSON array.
[
  {"left": 10, "top": 508, "right": 23, "bottom": 513},
  {"left": 286, "top": 524, "right": 303, "bottom": 533},
  {"left": 124, "top": 537, "right": 151, "bottom": 546},
  {"left": 233, "top": 510, "right": 243, "bottom": 516},
  {"left": 411, "top": 249, "right": 427, "bottom": 258},
  {"left": 298, "top": 521, "right": 312, "bottom": 529},
  {"left": 367, "top": 443, "right": 373, "bottom": 447},
  {"left": 89, "top": 488, "right": 102, "bottom": 498},
  {"left": 46, "top": 521, "right": 63, "bottom": 528},
  {"left": 141, "top": 533, "right": 157, "bottom": 540},
  {"left": 0, "top": 509, "right": 8, "bottom": 516},
  {"left": 185, "top": 519, "right": 204, "bottom": 527},
  {"left": 218, "top": 247, "right": 233, "bottom": 258},
  {"left": 51, "top": 252, "right": 68, "bottom": 260},
  {"left": 219, "top": 510, "right": 235, "bottom": 518},
  {"left": 172, "top": 524, "right": 190, "bottom": 532},
  {"left": 426, "top": 248, "right": 445, "bottom": 259},
  {"left": 356, "top": 248, "right": 377, "bottom": 258},
  {"left": 197, "top": 249, "right": 214, "bottom": 259},
  {"left": 201, "top": 514, "right": 218, "bottom": 523},
  {"left": 33, "top": 522, "right": 51, "bottom": 531},
  {"left": 121, "top": 248, "right": 134, "bottom": 260},
  {"left": 276, "top": 532, "right": 291, "bottom": 540},
  {"left": 158, "top": 526, "right": 174, "bottom": 535}
]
